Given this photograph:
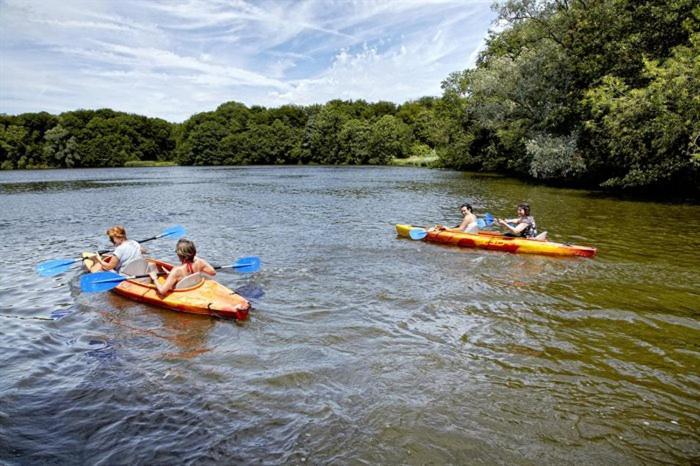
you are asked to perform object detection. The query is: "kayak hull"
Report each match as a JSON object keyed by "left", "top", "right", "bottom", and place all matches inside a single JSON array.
[
  {"left": 82, "top": 254, "right": 250, "bottom": 319},
  {"left": 396, "top": 224, "right": 596, "bottom": 257}
]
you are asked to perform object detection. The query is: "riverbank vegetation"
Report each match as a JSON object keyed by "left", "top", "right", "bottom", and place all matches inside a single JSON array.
[{"left": 1, "top": 0, "right": 697, "bottom": 197}]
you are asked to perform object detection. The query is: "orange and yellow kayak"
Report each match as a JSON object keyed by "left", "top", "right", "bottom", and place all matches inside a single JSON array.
[
  {"left": 395, "top": 224, "right": 597, "bottom": 257},
  {"left": 82, "top": 254, "right": 250, "bottom": 319}
]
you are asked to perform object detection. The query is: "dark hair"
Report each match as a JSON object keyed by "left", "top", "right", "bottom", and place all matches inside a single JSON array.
[
  {"left": 176, "top": 238, "right": 196, "bottom": 263},
  {"left": 460, "top": 203, "right": 473, "bottom": 213},
  {"left": 517, "top": 203, "right": 531, "bottom": 216}
]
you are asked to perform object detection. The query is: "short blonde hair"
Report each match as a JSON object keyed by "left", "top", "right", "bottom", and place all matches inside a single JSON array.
[{"left": 106, "top": 225, "right": 127, "bottom": 241}]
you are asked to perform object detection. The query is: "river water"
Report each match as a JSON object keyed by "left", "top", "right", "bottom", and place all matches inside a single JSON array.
[{"left": 0, "top": 166, "right": 698, "bottom": 464}]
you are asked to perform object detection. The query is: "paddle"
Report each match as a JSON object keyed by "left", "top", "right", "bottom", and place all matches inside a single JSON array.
[
  {"left": 80, "top": 256, "right": 261, "bottom": 293},
  {"left": 36, "top": 225, "right": 187, "bottom": 277},
  {"left": 409, "top": 228, "right": 429, "bottom": 240},
  {"left": 409, "top": 213, "right": 495, "bottom": 241},
  {"left": 477, "top": 212, "right": 495, "bottom": 229}
]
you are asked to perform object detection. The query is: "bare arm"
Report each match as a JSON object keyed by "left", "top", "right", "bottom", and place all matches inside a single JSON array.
[
  {"left": 149, "top": 268, "right": 181, "bottom": 296},
  {"left": 498, "top": 219, "right": 527, "bottom": 235},
  {"left": 196, "top": 257, "right": 216, "bottom": 276},
  {"left": 96, "top": 253, "right": 118, "bottom": 271},
  {"left": 458, "top": 213, "right": 477, "bottom": 231}
]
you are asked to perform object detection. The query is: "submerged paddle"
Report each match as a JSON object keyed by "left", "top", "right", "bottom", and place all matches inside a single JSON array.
[
  {"left": 80, "top": 255, "right": 261, "bottom": 293},
  {"left": 409, "top": 213, "right": 495, "bottom": 241},
  {"left": 36, "top": 225, "right": 187, "bottom": 277}
]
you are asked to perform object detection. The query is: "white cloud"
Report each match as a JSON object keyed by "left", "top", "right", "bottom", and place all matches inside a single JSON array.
[{"left": 0, "top": 0, "right": 496, "bottom": 121}]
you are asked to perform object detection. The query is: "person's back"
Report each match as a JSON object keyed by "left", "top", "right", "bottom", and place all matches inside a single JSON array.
[
  {"left": 87, "top": 225, "right": 143, "bottom": 273},
  {"left": 149, "top": 239, "right": 216, "bottom": 296},
  {"left": 113, "top": 239, "right": 142, "bottom": 272},
  {"left": 458, "top": 203, "right": 479, "bottom": 233},
  {"left": 175, "top": 257, "right": 214, "bottom": 280}
]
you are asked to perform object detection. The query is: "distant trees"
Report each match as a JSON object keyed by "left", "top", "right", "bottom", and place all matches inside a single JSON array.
[
  {"left": 170, "top": 99, "right": 423, "bottom": 166},
  {"left": 0, "top": 110, "right": 175, "bottom": 169},
  {"left": 0, "top": 0, "right": 696, "bottom": 197},
  {"left": 437, "top": 0, "right": 699, "bottom": 194}
]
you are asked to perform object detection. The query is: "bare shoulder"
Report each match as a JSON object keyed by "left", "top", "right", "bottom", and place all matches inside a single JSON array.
[{"left": 171, "top": 264, "right": 188, "bottom": 279}]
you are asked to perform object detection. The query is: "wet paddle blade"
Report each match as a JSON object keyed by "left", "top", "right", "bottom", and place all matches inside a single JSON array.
[
  {"left": 409, "top": 228, "right": 428, "bottom": 240},
  {"left": 231, "top": 256, "right": 261, "bottom": 273},
  {"left": 160, "top": 225, "right": 186, "bottom": 240},
  {"left": 80, "top": 272, "right": 127, "bottom": 293},
  {"left": 36, "top": 258, "right": 80, "bottom": 277}
]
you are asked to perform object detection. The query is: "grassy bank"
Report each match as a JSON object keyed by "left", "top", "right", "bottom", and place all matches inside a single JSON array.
[
  {"left": 124, "top": 160, "right": 178, "bottom": 167},
  {"left": 390, "top": 153, "right": 440, "bottom": 168}
]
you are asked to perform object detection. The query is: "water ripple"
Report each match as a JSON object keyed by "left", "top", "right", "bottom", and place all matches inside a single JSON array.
[{"left": 1, "top": 166, "right": 698, "bottom": 464}]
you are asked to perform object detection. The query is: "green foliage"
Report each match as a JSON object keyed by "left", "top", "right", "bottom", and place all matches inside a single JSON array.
[
  {"left": 124, "top": 160, "right": 177, "bottom": 167},
  {"left": 527, "top": 132, "right": 586, "bottom": 180},
  {"left": 337, "top": 119, "right": 372, "bottom": 164},
  {"left": 584, "top": 32, "right": 700, "bottom": 189},
  {"left": 176, "top": 118, "right": 228, "bottom": 165},
  {"left": 1, "top": 0, "right": 696, "bottom": 198},
  {"left": 0, "top": 123, "right": 27, "bottom": 169},
  {"left": 305, "top": 106, "right": 343, "bottom": 163},
  {"left": 369, "top": 115, "right": 412, "bottom": 163},
  {"left": 43, "top": 125, "right": 79, "bottom": 168},
  {"left": 437, "top": 0, "right": 699, "bottom": 196},
  {"left": 0, "top": 109, "right": 176, "bottom": 169}
]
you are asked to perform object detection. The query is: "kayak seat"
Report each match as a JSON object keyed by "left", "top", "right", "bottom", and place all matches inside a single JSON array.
[
  {"left": 122, "top": 258, "right": 151, "bottom": 283},
  {"left": 176, "top": 272, "right": 204, "bottom": 289}
]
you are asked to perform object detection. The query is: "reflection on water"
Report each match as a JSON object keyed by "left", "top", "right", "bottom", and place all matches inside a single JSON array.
[
  {"left": 0, "top": 166, "right": 698, "bottom": 464},
  {"left": 0, "top": 179, "right": 174, "bottom": 194}
]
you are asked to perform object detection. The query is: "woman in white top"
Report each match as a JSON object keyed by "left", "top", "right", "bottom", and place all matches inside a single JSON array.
[
  {"left": 456, "top": 203, "right": 479, "bottom": 233},
  {"left": 86, "top": 225, "right": 144, "bottom": 273},
  {"left": 432, "top": 203, "right": 479, "bottom": 233}
]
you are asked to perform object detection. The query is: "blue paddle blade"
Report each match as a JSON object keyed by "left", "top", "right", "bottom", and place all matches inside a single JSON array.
[
  {"left": 161, "top": 225, "right": 186, "bottom": 239},
  {"left": 36, "top": 258, "right": 81, "bottom": 277},
  {"left": 232, "top": 256, "right": 261, "bottom": 273},
  {"left": 484, "top": 212, "right": 495, "bottom": 225},
  {"left": 409, "top": 228, "right": 428, "bottom": 240},
  {"left": 80, "top": 272, "right": 126, "bottom": 293}
]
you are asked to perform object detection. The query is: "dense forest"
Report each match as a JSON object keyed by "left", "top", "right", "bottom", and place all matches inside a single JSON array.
[{"left": 1, "top": 0, "right": 698, "bottom": 196}]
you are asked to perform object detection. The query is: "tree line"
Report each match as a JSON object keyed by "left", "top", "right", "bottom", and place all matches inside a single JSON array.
[{"left": 1, "top": 0, "right": 697, "bottom": 196}]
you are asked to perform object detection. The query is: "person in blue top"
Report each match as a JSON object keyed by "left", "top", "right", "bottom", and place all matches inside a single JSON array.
[{"left": 497, "top": 203, "right": 548, "bottom": 240}]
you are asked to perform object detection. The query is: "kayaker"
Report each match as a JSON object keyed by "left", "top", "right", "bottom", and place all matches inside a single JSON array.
[
  {"left": 456, "top": 203, "right": 479, "bottom": 233},
  {"left": 497, "top": 203, "right": 548, "bottom": 240},
  {"left": 86, "top": 225, "right": 144, "bottom": 273},
  {"left": 432, "top": 203, "right": 479, "bottom": 233},
  {"left": 149, "top": 238, "right": 216, "bottom": 296}
]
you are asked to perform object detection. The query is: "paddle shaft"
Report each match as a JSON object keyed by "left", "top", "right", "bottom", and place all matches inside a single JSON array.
[
  {"left": 408, "top": 213, "right": 494, "bottom": 230},
  {"left": 107, "top": 263, "right": 247, "bottom": 283},
  {"left": 96, "top": 230, "right": 174, "bottom": 255}
]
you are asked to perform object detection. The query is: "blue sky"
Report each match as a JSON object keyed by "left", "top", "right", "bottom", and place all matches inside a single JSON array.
[{"left": 0, "top": 0, "right": 497, "bottom": 122}]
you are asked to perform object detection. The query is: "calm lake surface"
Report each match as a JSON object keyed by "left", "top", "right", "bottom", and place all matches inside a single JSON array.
[{"left": 1, "top": 166, "right": 698, "bottom": 464}]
